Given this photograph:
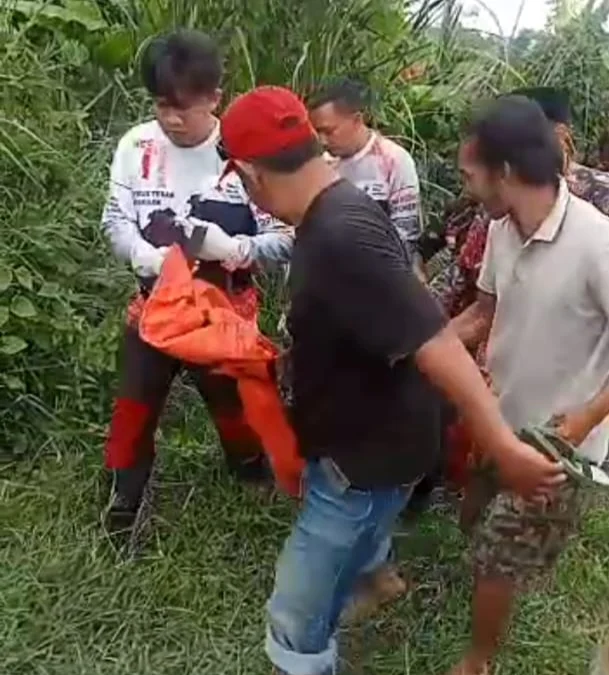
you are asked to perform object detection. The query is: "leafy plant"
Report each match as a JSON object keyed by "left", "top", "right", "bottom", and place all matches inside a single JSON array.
[
  {"left": 519, "top": 0, "right": 609, "bottom": 160},
  {"left": 2, "top": 0, "right": 609, "bottom": 462},
  {"left": 0, "top": 26, "right": 129, "bottom": 460}
]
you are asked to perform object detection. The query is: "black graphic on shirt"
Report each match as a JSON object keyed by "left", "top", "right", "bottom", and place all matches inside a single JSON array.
[
  {"left": 188, "top": 193, "right": 258, "bottom": 237},
  {"left": 142, "top": 207, "right": 188, "bottom": 248}
]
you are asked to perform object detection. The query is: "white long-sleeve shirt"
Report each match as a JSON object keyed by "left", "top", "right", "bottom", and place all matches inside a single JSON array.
[
  {"left": 102, "top": 119, "right": 292, "bottom": 280},
  {"left": 331, "top": 132, "right": 423, "bottom": 255}
]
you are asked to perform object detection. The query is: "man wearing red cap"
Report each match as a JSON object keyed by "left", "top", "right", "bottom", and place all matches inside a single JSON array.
[{"left": 217, "top": 85, "right": 564, "bottom": 675}]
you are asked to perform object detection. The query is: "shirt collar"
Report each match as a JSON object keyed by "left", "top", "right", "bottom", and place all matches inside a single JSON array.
[
  {"left": 192, "top": 118, "right": 220, "bottom": 150},
  {"left": 349, "top": 131, "right": 377, "bottom": 162},
  {"left": 528, "top": 178, "right": 570, "bottom": 243}
]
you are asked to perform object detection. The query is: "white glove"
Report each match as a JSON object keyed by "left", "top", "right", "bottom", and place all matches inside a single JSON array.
[
  {"left": 130, "top": 242, "right": 170, "bottom": 277},
  {"left": 189, "top": 218, "right": 253, "bottom": 271}
]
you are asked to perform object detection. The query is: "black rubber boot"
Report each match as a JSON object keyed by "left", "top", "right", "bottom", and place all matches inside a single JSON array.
[
  {"left": 225, "top": 451, "right": 274, "bottom": 485},
  {"left": 401, "top": 470, "right": 443, "bottom": 522},
  {"left": 106, "top": 459, "right": 154, "bottom": 536}
]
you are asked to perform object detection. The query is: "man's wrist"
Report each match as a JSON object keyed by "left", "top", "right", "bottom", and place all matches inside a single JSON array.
[
  {"left": 483, "top": 424, "right": 521, "bottom": 463},
  {"left": 233, "top": 235, "right": 254, "bottom": 266},
  {"left": 582, "top": 399, "right": 604, "bottom": 433}
]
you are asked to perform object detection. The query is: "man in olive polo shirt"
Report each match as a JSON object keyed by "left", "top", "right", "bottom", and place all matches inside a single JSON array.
[{"left": 450, "top": 95, "right": 609, "bottom": 675}]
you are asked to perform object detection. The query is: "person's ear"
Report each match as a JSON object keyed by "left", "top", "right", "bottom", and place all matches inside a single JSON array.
[
  {"left": 235, "top": 160, "right": 253, "bottom": 177},
  {"left": 234, "top": 160, "right": 263, "bottom": 190},
  {"left": 353, "top": 110, "right": 365, "bottom": 126},
  {"left": 497, "top": 161, "right": 514, "bottom": 186},
  {"left": 209, "top": 88, "right": 222, "bottom": 113}
]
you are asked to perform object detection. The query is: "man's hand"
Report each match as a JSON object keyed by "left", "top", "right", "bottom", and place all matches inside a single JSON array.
[
  {"left": 450, "top": 292, "right": 495, "bottom": 349},
  {"left": 551, "top": 407, "right": 596, "bottom": 448},
  {"left": 415, "top": 326, "right": 566, "bottom": 500},
  {"left": 130, "top": 244, "right": 170, "bottom": 278},
  {"left": 493, "top": 438, "right": 566, "bottom": 500},
  {"left": 223, "top": 234, "right": 253, "bottom": 272},
  {"left": 190, "top": 219, "right": 252, "bottom": 270}
]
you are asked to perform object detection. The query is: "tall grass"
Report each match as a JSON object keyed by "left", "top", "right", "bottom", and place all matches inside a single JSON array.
[
  {"left": 2, "top": 0, "right": 608, "bottom": 463},
  {"left": 0, "top": 30, "right": 129, "bottom": 461},
  {"left": 1, "top": 7, "right": 609, "bottom": 674},
  {"left": 0, "top": 0, "right": 460, "bottom": 464}
]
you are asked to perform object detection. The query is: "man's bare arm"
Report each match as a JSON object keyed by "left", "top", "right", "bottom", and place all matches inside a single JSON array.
[
  {"left": 554, "top": 377, "right": 609, "bottom": 448},
  {"left": 450, "top": 291, "right": 495, "bottom": 348},
  {"left": 414, "top": 326, "right": 565, "bottom": 498}
]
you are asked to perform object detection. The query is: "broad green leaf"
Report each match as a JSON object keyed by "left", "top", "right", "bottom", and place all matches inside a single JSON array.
[
  {"left": 93, "top": 29, "right": 134, "bottom": 70},
  {"left": 64, "top": 0, "right": 105, "bottom": 24},
  {"left": 15, "top": 266, "right": 33, "bottom": 291},
  {"left": 31, "top": 332, "right": 52, "bottom": 350},
  {"left": 0, "top": 306, "right": 8, "bottom": 328},
  {"left": 60, "top": 39, "right": 90, "bottom": 68},
  {"left": 10, "top": 296, "right": 37, "bottom": 319},
  {"left": 409, "top": 84, "right": 435, "bottom": 101},
  {"left": 38, "top": 282, "right": 60, "bottom": 298},
  {"left": 1, "top": 374, "right": 24, "bottom": 391},
  {"left": 12, "top": 1, "right": 107, "bottom": 31},
  {"left": 0, "top": 268, "right": 12, "bottom": 293},
  {"left": 62, "top": 261, "right": 78, "bottom": 276},
  {"left": 0, "top": 336, "right": 28, "bottom": 356}
]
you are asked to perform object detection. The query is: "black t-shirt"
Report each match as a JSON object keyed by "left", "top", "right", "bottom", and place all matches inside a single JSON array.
[{"left": 287, "top": 179, "right": 447, "bottom": 488}]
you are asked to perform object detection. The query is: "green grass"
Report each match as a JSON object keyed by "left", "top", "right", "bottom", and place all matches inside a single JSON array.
[{"left": 1, "top": 398, "right": 608, "bottom": 675}]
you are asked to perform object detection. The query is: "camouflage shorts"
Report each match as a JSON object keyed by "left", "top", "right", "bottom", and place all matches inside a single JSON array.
[{"left": 470, "top": 466, "right": 586, "bottom": 586}]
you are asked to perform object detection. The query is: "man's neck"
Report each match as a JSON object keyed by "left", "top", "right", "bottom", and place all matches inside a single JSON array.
[
  {"left": 509, "top": 183, "right": 559, "bottom": 240},
  {"left": 281, "top": 160, "right": 341, "bottom": 227},
  {"left": 347, "top": 126, "right": 373, "bottom": 158},
  {"left": 192, "top": 117, "right": 219, "bottom": 146}
]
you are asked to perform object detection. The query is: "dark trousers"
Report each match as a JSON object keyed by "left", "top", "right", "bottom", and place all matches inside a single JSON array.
[
  {"left": 403, "top": 400, "right": 457, "bottom": 516},
  {"left": 104, "top": 326, "right": 267, "bottom": 508}
]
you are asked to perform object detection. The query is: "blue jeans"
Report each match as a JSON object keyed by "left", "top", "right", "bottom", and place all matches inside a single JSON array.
[{"left": 265, "top": 459, "right": 416, "bottom": 675}]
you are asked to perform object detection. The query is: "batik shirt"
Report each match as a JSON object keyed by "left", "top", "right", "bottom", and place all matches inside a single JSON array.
[
  {"left": 567, "top": 162, "right": 609, "bottom": 216},
  {"left": 441, "top": 162, "right": 609, "bottom": 321},
  {"left": 426, "top": 196, "right": 481, "bottom": 315}
]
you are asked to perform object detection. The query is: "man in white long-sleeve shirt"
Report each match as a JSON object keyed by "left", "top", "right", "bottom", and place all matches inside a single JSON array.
[
  {"left": 102, "top": 30, "right": 292, "bottom": 533},
  {"left": 308, "top": 78, "right": 424, "bottom": 275}
]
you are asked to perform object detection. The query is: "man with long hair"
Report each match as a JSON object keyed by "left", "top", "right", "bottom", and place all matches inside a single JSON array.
[{"left": 450, "top": 95, "right": 609, "bottom": 675}]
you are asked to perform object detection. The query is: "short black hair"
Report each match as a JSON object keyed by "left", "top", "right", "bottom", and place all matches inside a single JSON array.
[
  {"left": 466, "top": 95, "right": 563, "bottom": 186},
  {"left": 308, "top": 77, "right": 373, "bottom": 114},
  {"left": 140, "top": 30, "right": 222, "bottom": 105},
  {"left": 254, "top": 138, "right": 323, "bottom": 173},
  {"left": 509, "top": 87, "right": 571, "bottom": 125}
]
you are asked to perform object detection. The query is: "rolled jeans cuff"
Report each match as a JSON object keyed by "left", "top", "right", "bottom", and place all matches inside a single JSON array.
[
  {"left": 360, "top": 535, "right": 392, "bottom": 574},
  {"left": 265, "top": 625, "right": 336, "bottom": 675}
]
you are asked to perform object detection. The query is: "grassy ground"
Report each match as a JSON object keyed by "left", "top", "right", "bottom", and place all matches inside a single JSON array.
[{"left": 2, "top": 395, "right": 608, "bottom": 675}]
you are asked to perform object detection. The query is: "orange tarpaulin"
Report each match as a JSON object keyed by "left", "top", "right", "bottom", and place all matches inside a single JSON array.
[
  {"left": 445, "top": 367, "right": 493, "bottom": 491},
  {"left": 445, "top": 421, "right": 476, "bottom": 490},
  {"left": 138, "top": 245, "right": 303, "bottom": 497}
]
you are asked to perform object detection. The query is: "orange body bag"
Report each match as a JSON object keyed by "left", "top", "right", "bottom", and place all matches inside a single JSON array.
[{"left": 138, "top": 246, "right": 304, "bottom": 497}]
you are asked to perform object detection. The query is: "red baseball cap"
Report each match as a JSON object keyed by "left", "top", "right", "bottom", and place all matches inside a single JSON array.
[{"left": 218, "top": 86, "right": 316, "bottom": 179}]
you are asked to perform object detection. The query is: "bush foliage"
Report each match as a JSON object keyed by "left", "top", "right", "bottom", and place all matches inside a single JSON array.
[{"left": 1, "top": 0, "right": 609, "bottom": 460}]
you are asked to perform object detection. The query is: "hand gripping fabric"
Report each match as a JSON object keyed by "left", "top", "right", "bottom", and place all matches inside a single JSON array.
[
  {"left": 520, "top": 426, "right": 609, "bottom": 488},
  {"left": 137, "top": 245, "right": 304, "bottom": 497}
]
